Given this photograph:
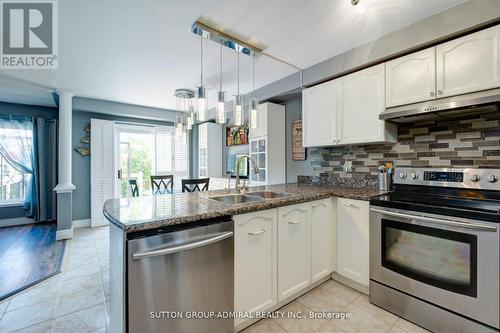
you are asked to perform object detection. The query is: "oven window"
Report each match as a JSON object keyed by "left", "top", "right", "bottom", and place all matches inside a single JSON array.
[{"left": 381, "top": 219, "right": 477, "bottom": 297}]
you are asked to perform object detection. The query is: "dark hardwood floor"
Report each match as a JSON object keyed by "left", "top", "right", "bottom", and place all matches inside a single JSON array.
[{"left": 0, "top": 222, "right": 65, "bottom": 301}]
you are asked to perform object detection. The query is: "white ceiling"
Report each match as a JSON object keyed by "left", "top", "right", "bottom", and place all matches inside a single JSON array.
[{"left": 0, "top": 0, "right": 466, "bottom": 110}]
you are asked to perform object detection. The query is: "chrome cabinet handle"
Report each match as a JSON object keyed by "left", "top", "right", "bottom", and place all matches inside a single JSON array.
[
  {"left": 312, "top": 203, "right": 327, "bottom": 209},
  {"left": 289, "top": 220, "right": 303, "bottom": 225},
  {"left": 438, "top": 90, "right": 443, "bottom": 95},
  {"left": 370, "top": 208, "right": 497, "bottom": 232},
  {"left": 248, "top": 229, "right": 265, "bottom": 236},
  {"left": 430, "top": 91, "right": 435, "bottom": 97},
  {"left": 132, "top": 231, "right": 234, "bottom": 260}
]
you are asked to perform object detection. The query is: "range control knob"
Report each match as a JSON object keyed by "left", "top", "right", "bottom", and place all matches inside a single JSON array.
[
  {"left": 470, "top": 174, "right": 481, "bottom": 182},
  {"left": 399, "top": 172, "right": 407, "bottom": 179},
  {"left": 410, "top": 172, "right": 419, "bottom": 179},
  {"left": 487, "top": 175, "right": 498, "bottom": 183}
]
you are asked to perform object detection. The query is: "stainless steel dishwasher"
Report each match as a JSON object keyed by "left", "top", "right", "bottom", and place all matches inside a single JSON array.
[{"left": 127, "top": 220, "right": 234, "bottom": 333}]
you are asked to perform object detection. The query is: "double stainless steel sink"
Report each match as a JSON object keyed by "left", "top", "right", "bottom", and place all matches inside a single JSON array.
[{"left": 209, "top": 191, "right": 291, "bottom": 205}]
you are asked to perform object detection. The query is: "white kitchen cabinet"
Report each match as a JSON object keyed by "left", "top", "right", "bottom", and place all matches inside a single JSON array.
[
  {"left": 336, "top": 198, "right": 369, "bottom": 287},
  {"left": 234, "top": 209, "right": 277, "bottom": 327},
  {"left": 248, "top": 103, "right": 285, "bottom": 186},
  {"left": 338, "top": 64, "right": 397, "bottom": 145},
  {"left": 277, "top": 203, "right": 310, "bottom": 302},
  {"left": 386, "top": 48, "right": 437, "bottom": 107},
  {"left": 302, "top": 80, "right": 338, "bottom": 147},
  {"left": 198, "top": 122, "right": 222, "bottom": 179},
  {"left": 310, "top": 198, "right": 334, "bottom": 283},
  {"left": 437, "top": 25, "right": 500, "bottom": 98}
]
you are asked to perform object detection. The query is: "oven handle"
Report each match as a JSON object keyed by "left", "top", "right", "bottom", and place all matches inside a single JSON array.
[{"left": 370, "top": 208, "right": 497, "bottom": 232}]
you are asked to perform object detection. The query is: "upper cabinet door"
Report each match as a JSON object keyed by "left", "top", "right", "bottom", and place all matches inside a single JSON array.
[
  {"left": 437, "top": 25, "right": 500, "bottom": 97},
  {"left": 386, "top": 48, "right": 436, "bottom": 107},
  {"left": 302, "top": 80, "right": 338, "bottom": 147},
  {"left": 338, "top": 64, "right": 394, "bottom": 145}
]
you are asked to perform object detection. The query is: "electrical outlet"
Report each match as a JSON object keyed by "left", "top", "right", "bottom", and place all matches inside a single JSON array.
[{"left": 344, "top": 160, "right": 353, "bottom": 173}]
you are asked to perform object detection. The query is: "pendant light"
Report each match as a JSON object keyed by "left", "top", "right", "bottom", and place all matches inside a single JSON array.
[
  {"left": 234, "top": 50, "right": 242, "bottom": 126},
  {"left": 187, "top": 104, "right": 194, "bottom": 130},
  {"left": 249, "top": 53, "right": 259, "bottom": 129},
  {"left": 197, "top": 34, "right": 206, "bottom": 121},
  {"left": 217, "top": 43, "right": 226, "bottom": 124},
  {"left": 174, "top": 88, "right": 195, "bottom": 135}
]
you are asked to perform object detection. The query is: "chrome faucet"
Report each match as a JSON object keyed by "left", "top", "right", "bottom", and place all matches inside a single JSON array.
[{"left": 234, "top": 154, "right": 259, "bottom": 193}]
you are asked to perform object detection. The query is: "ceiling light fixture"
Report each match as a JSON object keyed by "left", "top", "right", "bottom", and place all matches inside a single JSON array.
[
  {"left": 249, "top": 53, "right": 258, "bottom": 129},
  {"left": 197, "top": 34, "right": 206, "bottom": 121},
  {"left": 174, "top": 88, "right": 195, "bottom": 140},
  {"left": 191, "top": 20, "right": 303, "bottom": 124},
  {"left": 217, "top": 43, "right": 226, "bottom": 124}
]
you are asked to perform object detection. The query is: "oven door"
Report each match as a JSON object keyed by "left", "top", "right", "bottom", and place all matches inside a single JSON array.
[{"left": 370, "top": 207, "right": 499, "bottom": 329}]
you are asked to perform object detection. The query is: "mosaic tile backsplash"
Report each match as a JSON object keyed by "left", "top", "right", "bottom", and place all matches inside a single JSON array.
[{"left": 309, "top": 113, "right": 500, "bottom": 178}]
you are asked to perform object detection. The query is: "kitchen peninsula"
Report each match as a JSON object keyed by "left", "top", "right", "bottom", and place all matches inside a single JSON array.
[{"left": 104, "top": 181, "right": 384, "bottom": 332}]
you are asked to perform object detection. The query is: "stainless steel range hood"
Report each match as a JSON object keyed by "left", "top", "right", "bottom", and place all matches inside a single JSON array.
[{"left": 380, "top": 88, "right": 500, "bottom": 123}]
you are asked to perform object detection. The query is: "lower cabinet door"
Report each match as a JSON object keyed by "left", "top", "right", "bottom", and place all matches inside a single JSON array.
[
  {"left": 234, "top": 209, "right": 277, "bottom": 327},
  {"left": 277, "top": 203, "right": 311, "bottom": 302},
  {"left": 337, "top": 198, "right": 370, "bottom": 287},
  {"left": 310, "top": 199, "right": 333, "bottom": 283}
]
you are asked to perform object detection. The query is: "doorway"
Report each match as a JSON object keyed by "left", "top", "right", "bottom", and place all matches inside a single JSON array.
[
  {"left": 113, "top": 124, "right": 190, "bottom": 198},
  {"left": 115, "top": 124, "right": 155, "bottom": 198}
]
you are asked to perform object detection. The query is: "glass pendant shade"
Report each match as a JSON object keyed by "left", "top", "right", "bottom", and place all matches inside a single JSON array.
[
  {"left": 250, "top": 98, "right": 258, "bottom": 129},
  {"left": 176, "top": 122, "right": 183, "bottom": 138},
  {"left": 234, "top": 95, "right": 243, "bottom": 126},
  {"left": 197, "top": 85, "right": 206, "bottom": 121},
  {"left": 217, "top": 91, "right": 226, "bottom": 124}
]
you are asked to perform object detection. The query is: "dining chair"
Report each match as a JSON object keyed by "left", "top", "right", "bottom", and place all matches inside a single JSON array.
[
  {"left": 128, "top": 179, "right": 139, "bottom": 197},
  {"left": 181, "top": 178, "right": 210, "bottom": 193},
  {"left": 151, "top": 175, "right": 174, "bottom": 194}
]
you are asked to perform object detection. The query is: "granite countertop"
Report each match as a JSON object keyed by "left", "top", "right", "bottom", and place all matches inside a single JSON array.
[{"left": 103, "top": 183, "right": 387, "bottom": 233}]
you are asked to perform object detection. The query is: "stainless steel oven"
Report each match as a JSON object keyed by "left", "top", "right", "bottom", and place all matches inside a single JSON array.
[{"left": 369, "top": 168, "right": 500, "bottom": 333}]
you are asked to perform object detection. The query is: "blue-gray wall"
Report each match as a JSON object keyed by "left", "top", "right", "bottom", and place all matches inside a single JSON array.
[
  {"left": 0, "top": 102, "right": 57, "bottom": 219},
  {"left": 71, "top": 110, "right": 174, "bottom": 221}
]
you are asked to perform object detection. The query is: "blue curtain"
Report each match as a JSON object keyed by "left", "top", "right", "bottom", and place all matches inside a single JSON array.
[
  {"left": 0, "top": 116, "right": 58, "bottom": 221},
  {"left": 0, "top": 116, "right": 36, "bottom": 216},
  {"left": 33, "top": 118, "right": 57, "bottom": 221}
]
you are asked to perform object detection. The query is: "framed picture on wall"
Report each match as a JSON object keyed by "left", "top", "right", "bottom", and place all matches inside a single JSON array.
[
  {"left": 292, "top": 120, "right": 306, "bottom": 161},
  {"left": 226, "top": 125, "right": 249, "bottom": 146}
]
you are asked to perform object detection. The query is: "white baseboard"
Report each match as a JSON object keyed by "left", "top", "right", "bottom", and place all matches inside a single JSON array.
[
  {"left": 331, "top": 272, "right": 369, "bottom": 295},
  {"left": 73, "top": 219, "right": 91, "bottom": 228},
  {"left": 56, "top": 227, "right": 73, "bottom": 240},
  {"left": 0, "top": 217, "right": 33, "bottom": 228},
  {"left": 91, "top": 220, "right": 109, "bottom": 228}
]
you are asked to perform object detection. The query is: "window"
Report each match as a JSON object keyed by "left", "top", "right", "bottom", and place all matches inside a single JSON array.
[
  {"left": 154, "top": 127, "right": 189, "bottom": 191},
  {"left": 0, "top": 125, "right": 33, "bottom": 205}
]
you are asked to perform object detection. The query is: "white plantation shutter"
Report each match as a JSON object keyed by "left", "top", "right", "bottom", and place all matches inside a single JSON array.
[
  {"left": 154, "top": 127, "right": 189, "bottom": 191},
  {"left": 155, "top": 128, "right": 173, "bottom": 174},
  {"left": 90, "top": 119, "right": 115, "bottom": 227},
  {"left": 174, "top": 135, "right": 189, "bottom": 190}
]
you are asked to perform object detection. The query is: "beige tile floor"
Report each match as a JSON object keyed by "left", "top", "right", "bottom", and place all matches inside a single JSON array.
[{"left": 0, "top": 226, "right": 430, "bottom": 333}]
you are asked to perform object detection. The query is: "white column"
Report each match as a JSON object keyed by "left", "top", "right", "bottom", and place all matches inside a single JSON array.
[{"left": 54, "top": 90, "right": 76, "bottom": 193}]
